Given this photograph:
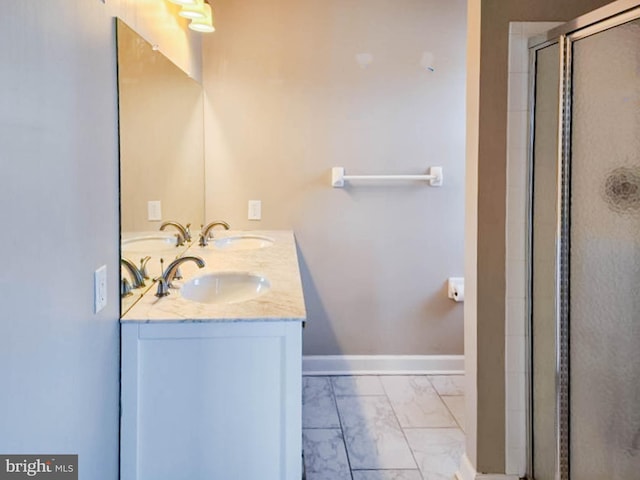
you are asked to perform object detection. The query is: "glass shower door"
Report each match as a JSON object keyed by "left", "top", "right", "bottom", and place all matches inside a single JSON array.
[
  {"left": 530, "top": 42, "right": 560, "bottom": 480},
  {"left": 568, "top": 17, "right": 640, "bottom": 480}
]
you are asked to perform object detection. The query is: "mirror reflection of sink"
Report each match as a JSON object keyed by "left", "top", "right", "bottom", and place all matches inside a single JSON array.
[
  {"left": 122, "top": 234, "right": 179, "bottom": 254},
  {"left": 181, "top": 272, "right": 270, "bottom": 304},
  {"left": 212, "top": 235, "right": 274, "bottom": 251}
]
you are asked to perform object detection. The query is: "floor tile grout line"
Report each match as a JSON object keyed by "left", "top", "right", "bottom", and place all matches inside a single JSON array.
[
  {"left": 440, "top": 395, "right": 465, "bottom": 432},
  {"left": 387, "top": 376, "right": 464, "bottom": 480},
  {"left": 381, "top": 375, "right": 459, "bottom": 430},
  {"left": 426, "top": 375, "right": 466, "bottom": 431},
  {"left": 380, "top": 375, "right": 425, "bottom": 480},
  {"left": 329, "top": 376, "right": 356, "bottom": 480},
  {"left": 303, "top": 374, "right": 465, "bottom": 479},
  {"left": 426, "top": 375, "right": 465, "bottom": 397},
  {"left": 302, "top": 375, "right": 343, "bottom": 430}
]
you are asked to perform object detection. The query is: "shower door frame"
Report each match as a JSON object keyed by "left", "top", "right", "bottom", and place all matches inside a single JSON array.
[{"left": 527, "top": 1, "right": 640, "bottom": 479}]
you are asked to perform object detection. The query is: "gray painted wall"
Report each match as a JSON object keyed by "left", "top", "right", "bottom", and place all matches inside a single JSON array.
[
  {"left": 0, "top": 2, "right": 120, "bottom": 477},
  {"left": 203, "top": 0, "right": 467, "bottom": 355},
  {"left": 0, "top": 2, "right": 199, "bottom": 477}
]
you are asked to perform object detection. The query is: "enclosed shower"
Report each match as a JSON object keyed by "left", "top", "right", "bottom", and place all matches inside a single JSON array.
[{"left": 528, "top": 1, "right": 640, "bottom": 479}]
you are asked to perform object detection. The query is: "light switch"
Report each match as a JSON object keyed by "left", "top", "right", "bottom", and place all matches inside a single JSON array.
[
  {"left": 248, "top": 200, "right": 261, "bottom": 220},
  {"left": 148, "top": 200, "right": 162, "bottom": 221}
]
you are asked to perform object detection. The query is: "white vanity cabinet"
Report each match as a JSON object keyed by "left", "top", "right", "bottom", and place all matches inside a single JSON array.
[{"left": 120, "top": 320, "right": 302, "bottom": 480}]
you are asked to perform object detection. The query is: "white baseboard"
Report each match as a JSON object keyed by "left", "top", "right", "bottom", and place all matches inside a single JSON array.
[
  {"left": 456, "top": 454, "right": 521, "bottom": 480},
  {"left": 302, "top": 355, "right": 464, "bottom": 376}
]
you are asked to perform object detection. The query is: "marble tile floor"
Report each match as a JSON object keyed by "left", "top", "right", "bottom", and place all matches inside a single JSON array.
[{"left": 302, "top": 375, "right": 465, "bottom": 480}]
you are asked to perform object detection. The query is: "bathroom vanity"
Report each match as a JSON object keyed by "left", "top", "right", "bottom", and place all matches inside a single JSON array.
[{"left": 120, "top": 231, "right": 306, "bottom": 480}]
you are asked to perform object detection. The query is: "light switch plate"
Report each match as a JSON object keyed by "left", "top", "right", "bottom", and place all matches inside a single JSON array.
[
  {"left": 148, "top": 200, "right": 162, "bottom": 221},
  {"left": 248, "top": 200, "right": 261, "bottom": 220},
  {"left": 94, "top": 265, "right": 107, "bottom": 313}
]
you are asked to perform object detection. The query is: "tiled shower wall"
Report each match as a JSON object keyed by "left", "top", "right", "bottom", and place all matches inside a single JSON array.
[{"left": 505, "top": 21, "right": 561, "bottom": 476}]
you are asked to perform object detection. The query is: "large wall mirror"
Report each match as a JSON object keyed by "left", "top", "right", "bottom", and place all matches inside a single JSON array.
[{"left": 116, "top": 19, "right": 205, "bottom": 314}]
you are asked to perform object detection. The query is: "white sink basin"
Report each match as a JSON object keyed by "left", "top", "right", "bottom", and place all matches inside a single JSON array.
[
  {"left": 213, "top": 235, "right": 274, "bottom": 251},
  {"left": 122, "top": 234, "right": 179, "bottom": 254},
  {"left": 181, "top": 272, "right": 271, "bottom": 304}
]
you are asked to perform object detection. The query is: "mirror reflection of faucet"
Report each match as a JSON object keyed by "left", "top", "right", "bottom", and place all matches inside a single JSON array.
[
  {"left": 121, "top": 257, "right": 147, "bottom": 298},
  {"left": 198, "top": 220, "right": 230, "bottom": 246},
  {"left": 159, "top": 221, "right": 192, "bottom": 245},
  {"left": 121, "top": 277, "right": 133, "bottom": 298},
  {"left": 155, "top": 256, "right": 206, "bottom": 297}
]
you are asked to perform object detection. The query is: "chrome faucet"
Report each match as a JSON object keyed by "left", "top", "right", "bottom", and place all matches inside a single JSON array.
[
  {"left": 155, "top": 256, "right": 205, "bottom": 297},
  {"left": 121, "top": 257, "right": 146, "bottom": 289},
  {"left": 199, "top": 220, "right": 230, "bottom": 246},
  {"left": 160, "top": 221, "right": 191, "bottom": 244}
]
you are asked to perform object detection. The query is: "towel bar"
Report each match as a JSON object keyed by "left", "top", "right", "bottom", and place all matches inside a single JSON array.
[{"left": 331, "top": 166, "right": 443, "bottom": 187}]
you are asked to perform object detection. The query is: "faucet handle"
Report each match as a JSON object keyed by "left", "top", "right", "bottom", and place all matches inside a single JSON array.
[
  {"left": 154, "top": 259, "right": 169, "bottom": 296},
  {"left": 198, "top": 232, "right": 208, "bottom": 247},
  {"left": 184, "top": 223, "right": 192, "bottom": 242},
  {"left": 155, "top": 277, "right": 170, "bottom": 297},
  {"left": 174, "top": 232, "right": 185, "bottom": 247},
  {"left": 139, "top": 256, "right": 151, "bottom": 280}
]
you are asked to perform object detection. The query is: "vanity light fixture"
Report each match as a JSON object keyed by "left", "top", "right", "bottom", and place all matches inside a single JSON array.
[
  {"left": 188, "top": 3, "right": 215, "bottom": 33},
  {"left": 166, "top": 0, "right": 215, "bottom": 33},
  {"left": 179, "top": 0, "right": 207, "bottom": 20}
]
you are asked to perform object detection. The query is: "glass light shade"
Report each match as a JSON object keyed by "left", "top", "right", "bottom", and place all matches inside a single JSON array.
[
  {"left": 179, "top": 0, "right": 206, "bottom": 19},
  {"left": 189, "top": 4, "right": 215, "bottom": 33}
]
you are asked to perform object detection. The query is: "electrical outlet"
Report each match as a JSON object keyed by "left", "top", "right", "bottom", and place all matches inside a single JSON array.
[
  {"left": 248, "top": 200, "right": 261, "bottom": 220},
  {"left": 148, "top": 200, "right": 162, "bottom": 221},
  {"left": 94, "top": 265, "right": 107, "bottom": 313}
]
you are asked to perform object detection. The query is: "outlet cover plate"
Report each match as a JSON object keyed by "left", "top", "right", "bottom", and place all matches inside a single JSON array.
[{"left": 95, "top": 265, "right": 107, "bottom": 313}]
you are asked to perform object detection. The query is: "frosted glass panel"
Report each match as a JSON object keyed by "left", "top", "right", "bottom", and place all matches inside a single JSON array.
[
  {"left": 531, "top": 43, "right": 560, "bottom": 480},
  {"left": 570, "top": 18, "right": 640, "bottom": 479}
]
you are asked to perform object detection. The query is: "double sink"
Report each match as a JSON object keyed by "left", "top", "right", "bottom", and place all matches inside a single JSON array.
[{"left": 121, "top": 233, "right": 275, "bottom": 306}]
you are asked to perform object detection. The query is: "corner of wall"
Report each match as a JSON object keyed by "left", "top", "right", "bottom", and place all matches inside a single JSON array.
[{"left": 464, "top": 0, "right": 482, "bottom": 468}]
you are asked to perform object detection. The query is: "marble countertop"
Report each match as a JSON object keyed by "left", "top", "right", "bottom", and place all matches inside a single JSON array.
[{"left": 121, "top": 230, "right": 306, "bottom": 323}]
